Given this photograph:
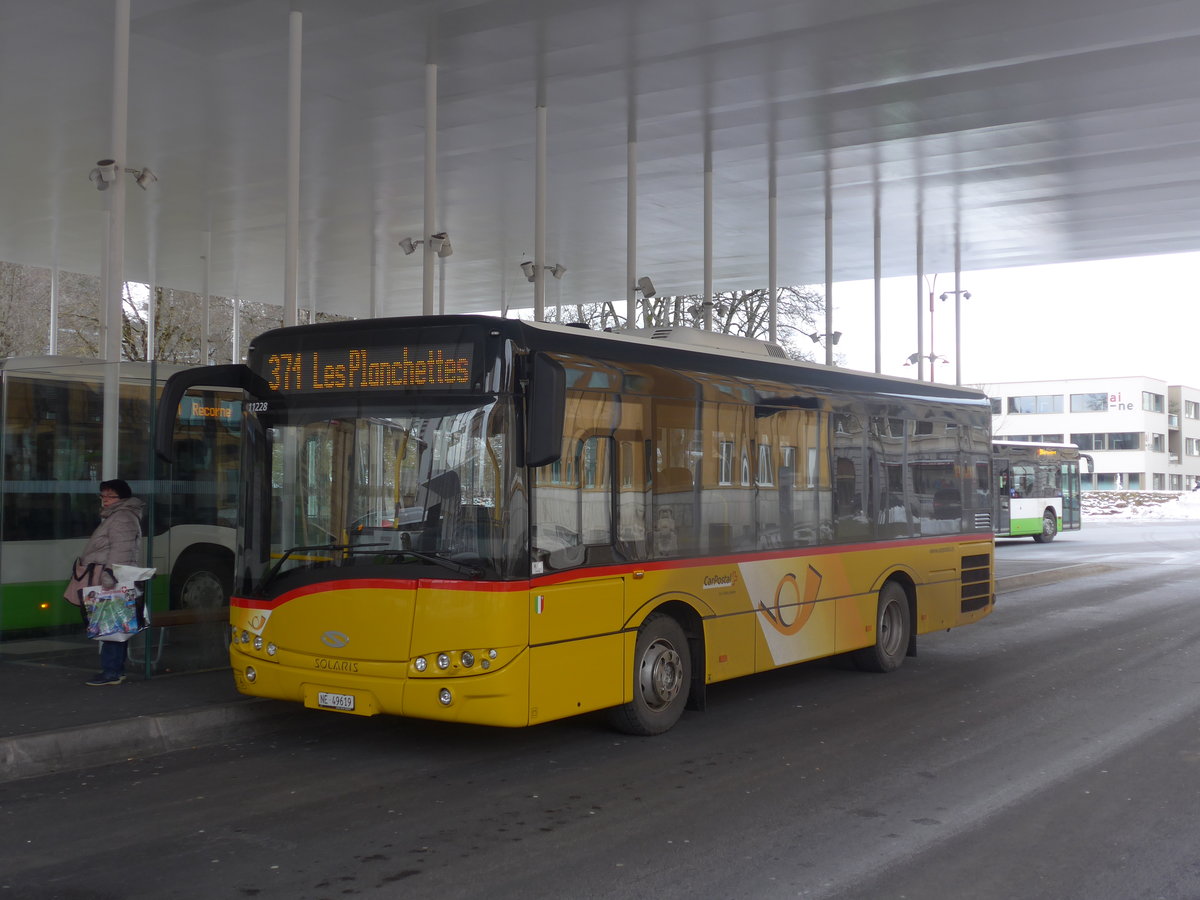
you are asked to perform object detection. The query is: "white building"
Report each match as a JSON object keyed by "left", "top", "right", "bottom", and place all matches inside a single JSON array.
[{"left": 981, "top": 377, "right": 1200, "bottom": 491}]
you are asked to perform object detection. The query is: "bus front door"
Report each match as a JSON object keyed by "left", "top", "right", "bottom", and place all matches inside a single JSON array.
[{"left": 996, "top": 458, "right": 1011, "bottom": 534}]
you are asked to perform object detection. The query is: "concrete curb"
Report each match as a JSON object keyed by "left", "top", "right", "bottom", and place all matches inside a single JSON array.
[
  {"left": 996, "top": 563, "right": 1116, "bottom": 594},
  {"left": 0, "top": 699, "right": 303, "bottom": 784}
]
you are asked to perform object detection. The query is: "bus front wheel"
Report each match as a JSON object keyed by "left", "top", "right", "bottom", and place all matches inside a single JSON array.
[
  {"left": 609, "top": 613, "right": 691, "bottom": 736},
  {"left": 1032, "top": 510, "right": 1058, "bottom": 542},
  {"left": 852, "top": 581, "right": 911, "bottom": 673},
  {"left": 171, "top": 553, "right": 232, "bottom": 609}
]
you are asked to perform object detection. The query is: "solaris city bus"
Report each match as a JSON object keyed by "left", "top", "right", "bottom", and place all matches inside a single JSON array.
[
  {"left": 157, "top": 316, "right": 995, "bottom": 734},
  {"left": 992, "top": 439, "right": 1087, "bottom": 542}
]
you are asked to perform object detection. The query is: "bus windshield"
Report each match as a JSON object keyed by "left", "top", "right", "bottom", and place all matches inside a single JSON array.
[{"left": 240, "top": 397, "right": 524, "bottom": 593}]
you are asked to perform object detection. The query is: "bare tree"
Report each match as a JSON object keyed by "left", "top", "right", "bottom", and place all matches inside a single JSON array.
[
  {"left": 545, "top": 285, "right": 832, "bottom": 362},
  {"left": 0, "top": 262, "right": 53, "bottom": 356}
]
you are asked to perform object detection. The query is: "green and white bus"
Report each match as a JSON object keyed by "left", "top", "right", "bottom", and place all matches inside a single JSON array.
[
  {"left": 0, "top": 357, "right": 241, "bottom": 635},
  {"left": 993, "top": 440, "right": 1088, "bottom": 541}
]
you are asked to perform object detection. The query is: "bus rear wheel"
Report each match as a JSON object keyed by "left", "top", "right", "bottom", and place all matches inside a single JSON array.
[
  {"left": 852, "top": 581, "right": 911, "bottom": 673},
  {"left": 609, "top": 613, "right": 691, "bottom": 736},
  {"left": 1032, "top": 510, "right": 1058, "bottom": 543}
]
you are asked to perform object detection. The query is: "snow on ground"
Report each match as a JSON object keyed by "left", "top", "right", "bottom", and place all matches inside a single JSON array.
[{"left": 1083, "top": 490, "right": 1200, "bottom": 520}]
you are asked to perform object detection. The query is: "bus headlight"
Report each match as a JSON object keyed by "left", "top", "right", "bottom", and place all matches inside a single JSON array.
[
  {"left": 414, "top": 656, "right": 427, "bottom": 672},
  {"left": 253, "top": 635, "right": 263, "bottom": 651},
  {"left": 267, "top": 643, "right": 277, "bottom": 657},
  {"left": 438, "top": 688, "right": 452, "bottom": 706},
  {"left": 436, "top": 653, "right": 450, "bottom": 670},
  {"left": 245, "top": 666, "right": 256, "bottom": 683},
  {"left": 460, "top": 650, "right": 475, "bottom": 668}
]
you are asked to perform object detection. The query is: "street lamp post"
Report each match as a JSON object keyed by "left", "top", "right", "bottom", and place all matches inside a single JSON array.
[
  {"left": 922, "top": 274, "right": 971, "bottom": 385},
  {"left": 905, "top": 351, "right": 949, "bottom": 380},
  {"left": 939, "top": 288, "right": 971, "bottom": 385}
]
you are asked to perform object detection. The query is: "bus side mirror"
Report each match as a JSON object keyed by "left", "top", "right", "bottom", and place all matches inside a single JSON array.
[
  {"left": 526, "top": 354, "right": 565, "bottom": 468},
  {"left": 155, "top": 364, "right": 267, "bottom": 464}
]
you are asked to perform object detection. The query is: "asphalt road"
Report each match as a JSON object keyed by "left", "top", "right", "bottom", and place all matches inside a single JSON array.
[{"left": 4, "top": 520, "right": 1199, "bottom": 900}]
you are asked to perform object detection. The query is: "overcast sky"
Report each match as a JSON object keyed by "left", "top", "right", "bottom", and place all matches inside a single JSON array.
[{"left": 830, "top": 251, "right": 1200, "bottom": 389}]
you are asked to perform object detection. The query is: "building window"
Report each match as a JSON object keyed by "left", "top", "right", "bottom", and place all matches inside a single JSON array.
[
  {"left": 1142, "top": 392, "right": 1165, "bottom": 413},
  {"left": 1070, "top": 392, "right": 1108, "bottom": 412},
  {"left": 1008, "top": 394, "right": 1063, "bottom": 414},
  {"left": 989, "top": 397, "right": 1002, "bottom": 415},
  {"left": 1186, "top": 400, "right": 1200, "bottom": 420},
  {"left": 718, "top": 440, "right": 734, "bottom": 485},
  {"left": 1187, "top": 438, "right": 1200, "bottom": 457},
  {"left": 997, "top": 433, "right": 1065, "bottom": 444},
  {"left": 756, "top": 443, "right": 774, "bottom": 486},
  {"left": 1151, "top": 433, "right": 1165, "bottom": 452},
  {"left": 1072, "top": 432, "right": 1144, "bottom": 451},
  {"left": 1153, "top": 473, "right": 1166, "bottom": 490}
]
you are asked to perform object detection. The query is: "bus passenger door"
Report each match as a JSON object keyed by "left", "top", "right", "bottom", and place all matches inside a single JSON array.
[
  {"left": 1061, "top": 461, "right": 1081, "bottom": 529},
  {"left": 995, "top": 457, "right": 1011, "bottom": 533},
  {"left": 528, "top": 576, "right": 625, "bottom": 724}
]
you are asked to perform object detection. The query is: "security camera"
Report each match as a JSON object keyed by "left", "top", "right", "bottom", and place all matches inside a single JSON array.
[
  {"left": 128, "top": 166, "right": 157, "bottom": 190},
  {"left": 89, "top": 159, "right": 118, "bottom": 191},
  {"left": 963, "top": 291, "right": 971, "bottom": 300},
  {"left": 520, "top": 260, "right": 536, "bottom": 282},
  {"left": 636, "top": 276, "right": 656, "bottom": 298},
  {"left": 430, "top": 233, "right": 452, "bottom": 258},
  {"left": 549, "top": 263, "right": 566, "bottom": 279},
  {"left": 399, "top": 237, "right": 418, "bottom": 255}
]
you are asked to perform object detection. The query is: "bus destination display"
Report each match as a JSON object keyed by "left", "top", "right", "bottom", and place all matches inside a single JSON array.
[{"left": 261, "top": 344, "right": 474, "bottom": 394}]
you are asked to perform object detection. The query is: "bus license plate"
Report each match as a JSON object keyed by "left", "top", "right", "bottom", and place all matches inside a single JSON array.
[{"left": 317, "top": 691, "right": 355, "bottom": 711}]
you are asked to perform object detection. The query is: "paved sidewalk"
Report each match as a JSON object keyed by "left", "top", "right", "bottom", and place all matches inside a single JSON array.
[{"left": 0, "top": 632, "right": 302, "bottom": 783}]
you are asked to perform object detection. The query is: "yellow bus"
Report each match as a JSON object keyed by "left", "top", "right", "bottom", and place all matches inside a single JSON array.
[{"left": 157, "top": 315, "right": 994, "bottom": 734}]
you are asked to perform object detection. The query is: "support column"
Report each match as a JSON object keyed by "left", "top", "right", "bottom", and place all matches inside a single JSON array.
[
  {"left": 626, "top": 137, "right": 637, "bottom": 327},
  {"left": 954, "top": 206, "right": 963, "bottom": 386},
  {"left": 201, "top": 232, "right": 211, "bottom": 363},
  {"left": 916, "top": 191, "right": 925, "bottom": 382},
  {"left": 703, "top": 163, "right": 713, "bottom": 331},
  {"left": 102, "top": 0, "right": 130, "bottom": 480},
  {"left": 873, "top": 170, "right": 882, "bottom": 374},
  {"left": 284, "top": 10, "right": 301, "bottom": 327},
  {"left": 534, "top": 104, "right": 547, "bottom": 322},
  {"left": 423, "top": 62, "right": 437, "bottom": 315},
  {"left": 824, "top": 162, "right": 833, "bottom": 367},
  {"left": 49, "top": 261, "right": 59, "bottom": 355}
]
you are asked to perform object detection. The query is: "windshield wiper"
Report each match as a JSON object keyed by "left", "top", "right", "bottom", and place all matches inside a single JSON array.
[
  {"left": 256, "top": 543, "right": 353, "bottom": 592},
  {"left": 258, "top": 543, "right": 481, "bottom": 592},
  {"left": 377, "top": 549, "right": 483, "bottom": 577}
]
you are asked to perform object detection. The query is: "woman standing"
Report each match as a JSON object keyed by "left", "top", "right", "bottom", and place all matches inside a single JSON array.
[{"left": 80, "top": 479, "right": 145, "bottom": 686}]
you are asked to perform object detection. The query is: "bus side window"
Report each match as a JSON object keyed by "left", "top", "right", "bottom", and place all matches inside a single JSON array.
[{"left": 654, "top": 466, "right": 693, "bottom": 557}]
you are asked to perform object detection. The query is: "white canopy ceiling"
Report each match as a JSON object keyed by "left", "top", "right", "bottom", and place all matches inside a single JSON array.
[{"left": 5, "top": 0, "right": 1200, "bottom": 319}]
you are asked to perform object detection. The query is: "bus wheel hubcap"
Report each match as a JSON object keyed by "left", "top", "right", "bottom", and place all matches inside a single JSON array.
[{"left": 639, "top": 639, "right": 683, "bottom": 710}]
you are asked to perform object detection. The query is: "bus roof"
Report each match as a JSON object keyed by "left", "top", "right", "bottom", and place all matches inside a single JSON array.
[{"left": 248, "top": 314, "right": 992, "bottom": 408}]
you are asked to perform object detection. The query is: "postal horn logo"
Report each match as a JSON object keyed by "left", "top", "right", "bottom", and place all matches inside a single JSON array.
[
  {"left": 758, "top": 566, "right": 822, "bottom": 636},
  {"left": 321, "top": 630, "right": 351, "bottom": 648}
]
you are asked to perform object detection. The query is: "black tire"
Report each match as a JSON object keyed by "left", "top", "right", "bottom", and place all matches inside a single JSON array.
[
  {"left": 851, "top": 581, "right": 911, "bottom": 673},
  {"left": 608, "top": 613, "right": 691, "bottom": 736},
  {"left": 1032, "top": 510, "right": 1058, "bottom": 543},
  {"left": 170, "top": 553, "right": 232, "bottom": 610}
]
